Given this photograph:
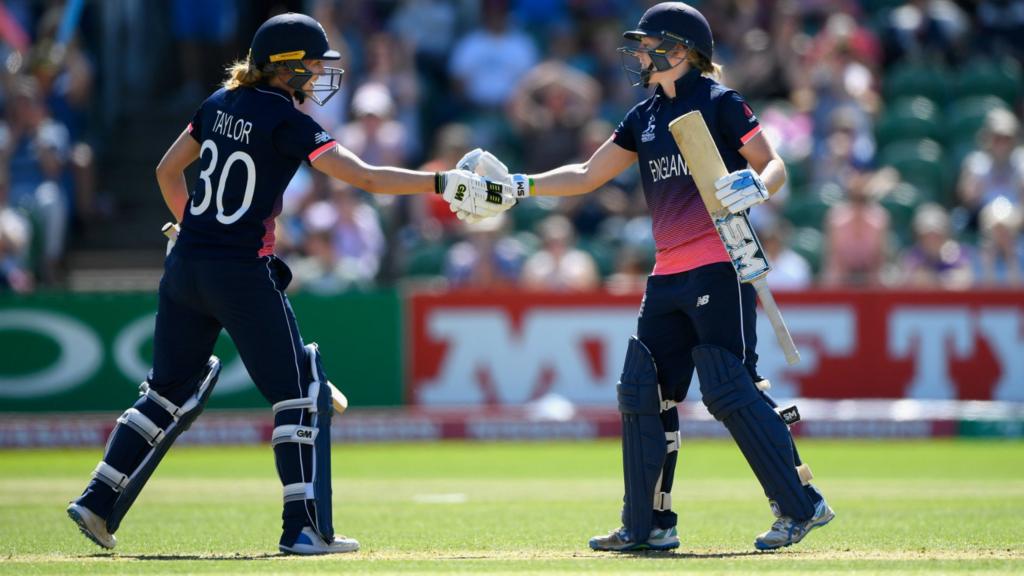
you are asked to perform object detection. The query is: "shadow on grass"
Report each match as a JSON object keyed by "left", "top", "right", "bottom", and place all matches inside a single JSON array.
[
  {"left": 88, "top": 553, "right": 282, "bottom": 561},
  {"left": 587, "top": 550, "right": 766, "bottom": 560}
]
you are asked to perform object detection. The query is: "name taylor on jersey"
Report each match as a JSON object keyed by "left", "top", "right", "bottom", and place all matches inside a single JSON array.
[
  {"left": 648, "top": 153, "right": 690, "bottom": 183},
  {"left": 211, "top": 109, "right": 253, "bottom": 144}
]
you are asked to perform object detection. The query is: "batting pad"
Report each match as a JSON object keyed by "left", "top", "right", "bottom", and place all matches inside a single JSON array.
[
  {"left": 271, "top": 343, "right": 335, "bottom": 546},
  {"left": 617, "top": 337, "right": 667, "bottom": 543},
  {"left": 104, "top": 356, "right": 221, "bottom": 533},
  {"left": 693, "top": 345, "right": 815, "bottom": 522}
]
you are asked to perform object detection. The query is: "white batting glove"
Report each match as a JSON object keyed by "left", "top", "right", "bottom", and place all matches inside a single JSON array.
[
  {"left": 435, "top": 169, "right": 518, "bottom": 221},
  {"left": 161, "top": 222, "right": 180, "bottom": 256},
  {"left": 453, "top": 148, "right": 531, "bottom": 222},
  {"left": 714, "top": 168, "right": 769, "bottom": 214}
]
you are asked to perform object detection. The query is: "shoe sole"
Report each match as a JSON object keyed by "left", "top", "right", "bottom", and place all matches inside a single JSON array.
[
  {"left": 590, "top": 539, "right": 680, "bottom": 552},
  {"left": 67, "top": 507, "right": 114, "bottom": 550},
  {"left": 754, "top": 510, "right": 836, "bottom": 551},
  {"left": 279, "top": 545, "right": 359, "bottom": 555}
]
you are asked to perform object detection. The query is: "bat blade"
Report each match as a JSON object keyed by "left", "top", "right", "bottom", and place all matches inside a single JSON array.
[{"left": 669, "top": 111, "right": 728, "bottom": 217}]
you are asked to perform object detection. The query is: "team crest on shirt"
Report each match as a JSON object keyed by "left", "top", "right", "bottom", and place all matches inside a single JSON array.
[
  {"left": 742, "top": 102, "right": 758, "bottom": 123},
  {"left": 314, "top": 130, "right": 332, "bottom": 144},
  {"left": 641, "top": 114, "right": 657, "bottom": 142}
]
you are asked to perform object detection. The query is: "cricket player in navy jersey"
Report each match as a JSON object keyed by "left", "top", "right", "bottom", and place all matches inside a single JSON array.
[
  {"left": 66, "top": 12, "right": 516, "bottom": 555},
  {"left": 453, "top": 2, "right": 834, "bottom": 552}
]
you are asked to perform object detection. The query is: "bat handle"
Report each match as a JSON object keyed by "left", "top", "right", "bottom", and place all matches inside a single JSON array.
[{"left": 752, "top": 278, "right": 800, "bottom": 365}]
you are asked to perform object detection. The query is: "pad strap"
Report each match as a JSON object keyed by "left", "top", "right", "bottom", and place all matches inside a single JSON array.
[
  {"left": 666, "top": 430, "right": 681, "bottom": 454},
  {"left": 140, "top": 382, "right": 183, "bottom": 420},
  {"left": 283, "top": 482, "right": 314, "bottom": 503},
  {"left": 92, "top": 461, "right": 129, "bottom": 492},
  {"left": 117, "top": 408, "right": 165, "bottom": 446},
  {"left": 272, "top": 424, "right": 318, "bottom": 446},
  {"left": 654, "top": 492, "right": 672, "bottom": 512},
  {"left": 273, "top": 397, "right": 316, "bottom": 414},
  {"left": 796, "top": 463, "right": 814, "bottom": 486}
]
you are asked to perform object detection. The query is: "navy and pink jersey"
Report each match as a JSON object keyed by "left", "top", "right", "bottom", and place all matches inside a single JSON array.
[
  {"left": 175, "top": 84, "right": 336, "bottom": 259},
  {"left": 613, "top": 68, "right": 761, "bottom": 276}
]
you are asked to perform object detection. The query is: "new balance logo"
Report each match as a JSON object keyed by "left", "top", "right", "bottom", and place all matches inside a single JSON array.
[
  {"left": 314, "top": 131, "right": 332, "bottom": 145},
  {"left": 696, "top": 295, "right": 710, "bottom": 307}
]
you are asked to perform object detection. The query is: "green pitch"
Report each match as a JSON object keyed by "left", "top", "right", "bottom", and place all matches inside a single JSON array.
[{"left": 1, "top": 439, "right": 1022, "bottom": 574}]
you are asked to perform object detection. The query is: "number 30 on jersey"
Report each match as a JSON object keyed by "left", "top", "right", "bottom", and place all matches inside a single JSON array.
[{"left": 190, "top": 139, "right": 256, "bottom": 224}]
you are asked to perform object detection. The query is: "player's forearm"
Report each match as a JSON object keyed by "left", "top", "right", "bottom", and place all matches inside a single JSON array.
[
  {"left": 529, "top": 163, "right": 601, "bottom": 197},
  {"left": 351, "top": 165, "right": 436, "bottom": 195},
  {"left": 312, "top": 146, "right": 434, "bottom": 195},
  {"left": 157, "top": 172, "right": 188, "bottom": 222},
  {"left": 759, "top": 157, "right": 787, "bottom": 196}
]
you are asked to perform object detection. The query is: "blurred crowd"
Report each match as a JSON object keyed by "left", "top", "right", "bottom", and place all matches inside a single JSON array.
[{"left": 1, "top": 0, "right": 1024, "bottom": 294}]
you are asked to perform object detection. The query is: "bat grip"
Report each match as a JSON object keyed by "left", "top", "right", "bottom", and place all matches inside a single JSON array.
[{"left": 752, "top": 278, "right": 800, "bottom": 365}]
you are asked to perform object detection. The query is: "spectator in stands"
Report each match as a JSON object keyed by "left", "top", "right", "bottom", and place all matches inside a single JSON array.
[
  {"left": 168, "top": 0, "right": 239, "bottom": 104},
  {"left": 758, "top": 216, "right": 812, "bottom": 291},
  {"left": 508, "top": 60, "right": 601, "bottom": 172},
  {"left": 415, "top": 123, "right": 474, "bottom": 236},
  {"left": 31, "top": 4, "right": 98, "bottom": 222},
  {"left": 363, "top": 32, "right": 422, "bottom": 161},
  {"left": 448, "top": 0, "right": 538, "bottom": 110},
  {"left": 521, "top": 214, "right": 599, "bottom": 291},
  {"left": 2, "top": 76, "right": 70, "bottom": 284},
  {"left": 290, "top": 183, "right": 384, "bottom": 293},
  {"left": 338, "top": 82, "right": 408, "bottom": 169},
  {"left": 822, "top": 167, "right": 891, "bottom": 287},
  {"left": 0, "top": 165, "right": 33, "bottom": 293},
  {"left": 605, "top": 245, "right": 651, "bottom": 295},
  {"left": 973, "top": 196, "right": 1024, "bottom": 286},
  {"left": 880, "top": 0, "right": 971, "bottom": 66},
  {"left": 444, "top": 213, "right": 524, "bottom": 289},
  {"left": 957, "top": 108, "right": 1024, "bottom": 233},
  {"left": 976, "top": 0, "right": 1024, "bottom": 60},
  {"left": 899, "top": 202, "right": 973, "bottom": 289}
]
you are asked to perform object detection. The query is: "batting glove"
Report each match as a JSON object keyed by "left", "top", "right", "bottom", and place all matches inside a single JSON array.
[
  {"left": 452, "top": 148, "right": 532, "bottom": 222},
  {"left": 435, "top": 169, "right": 518, "bottom": 221},
  {"left": 714, "top": 168, "right": 769, "bottom": 214}
]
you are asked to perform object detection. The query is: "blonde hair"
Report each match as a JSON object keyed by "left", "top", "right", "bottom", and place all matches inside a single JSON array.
[
  {"left": 222, "top": 57, "right": 276, "bottom": 90},
  {"left": 688, "top": 51, "right": 722, "bottom": 79}
]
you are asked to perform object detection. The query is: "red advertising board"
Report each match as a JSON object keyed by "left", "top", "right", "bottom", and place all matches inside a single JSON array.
[{"left": 408, "top": 290, "right": 1024, "bottom": 406}]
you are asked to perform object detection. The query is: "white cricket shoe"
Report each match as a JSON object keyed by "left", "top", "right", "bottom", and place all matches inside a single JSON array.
[
  {"left": 279, "top": 527, "right": 360, "bottom": 555},
  {"left": 754, "top": 498, "right": 835, "bottom": 551},
  {"left": 67, "top": 503, "right": 116, "bottom": 550},
  {"left": 589, "top": 526, "right": 680, "bottom": 551}
]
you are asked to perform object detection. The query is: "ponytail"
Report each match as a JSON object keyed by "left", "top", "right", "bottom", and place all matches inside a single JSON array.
[
  {"left": 688, "top": 51, "right": 722, "bottom": 80},
  {"left": 222, "top": 57, "right": 272, "bottom": 90}
]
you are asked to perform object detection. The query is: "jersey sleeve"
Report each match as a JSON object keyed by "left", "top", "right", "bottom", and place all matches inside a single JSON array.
[
  {"left": 274, "top": 113, "right": 337, "bottom": 164},
  {"left": 612, "top": 109, "right": 638, "bottom": 152},
  {"left": 718, "top": 91, "right": 761, "bottom": 150},
  {"left": 187, "top": 103, "right": 204, "bottom": 143}
]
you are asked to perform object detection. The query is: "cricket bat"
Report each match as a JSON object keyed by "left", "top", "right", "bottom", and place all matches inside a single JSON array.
[
  {"left": 159, "top": 222, "right": 351, "bottom": 412},
  {"left": 668, "top": 112, "right": 800, "bottom": 365}
]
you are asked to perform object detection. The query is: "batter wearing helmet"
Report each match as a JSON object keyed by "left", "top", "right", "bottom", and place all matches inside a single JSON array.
[
  {"left": 452, "top": 2, "right": 834, "bottom": 551},
  {"left": 66, "top": 12, "right": 516, "bottom": 555}
]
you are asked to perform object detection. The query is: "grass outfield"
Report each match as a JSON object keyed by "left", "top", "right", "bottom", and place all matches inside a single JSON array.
[{"left": 1, "top": 439, "right": 1022, "bottom": 574}]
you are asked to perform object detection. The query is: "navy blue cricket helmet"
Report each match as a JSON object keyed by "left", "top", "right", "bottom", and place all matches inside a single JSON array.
[
  {"left": 619, "top": 2, "right": 714, "bottom": 87},
  {"left": 250, "top": 13, "right": 344, "bottom": 105}
]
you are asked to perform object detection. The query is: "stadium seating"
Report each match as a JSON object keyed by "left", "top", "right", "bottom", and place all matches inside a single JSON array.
[
  {"left": 875, "top": 97, "right": 941, "bottom": 149},
  {"left": 882, "top": 63, "right": 952, "bottom": 105},
  {"left": 876, "top": 139, "right": 948, "bottom": 202},
  {"left": 952, "top": 59, "right": 1022, "bottom": 106},
  {"left": 782, "top": 182, "right": 845, "bottom": 231}
]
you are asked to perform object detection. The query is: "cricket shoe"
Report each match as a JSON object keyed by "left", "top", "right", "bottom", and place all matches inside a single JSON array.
[
  {"left": 589, "top": 526, "right": 679, "bottom": 551},
  {"left": 279, "top": 527, "right": 360, "bottom": 555},
  {"left": 66, "top": 503, "right": 116, "bottom": 550},
  {"left": 754, "top": 498, "right": 835, "bottom": 551}
]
